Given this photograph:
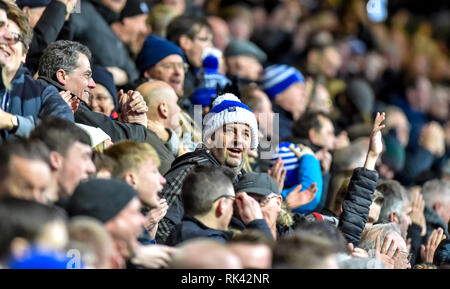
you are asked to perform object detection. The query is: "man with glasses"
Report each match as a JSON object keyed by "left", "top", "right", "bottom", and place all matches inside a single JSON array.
[
  {"left": 166, "top": 15, "right": 214, "bottom": 98},
  {"left": 165, "top": 166, "right": 271, "bottom": 246},
  {"left": 0, "top": 3, "right": 73, "bottom": 142}
]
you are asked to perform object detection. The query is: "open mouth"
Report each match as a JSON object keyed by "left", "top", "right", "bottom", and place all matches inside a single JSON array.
[{"left": 227, "top": 148, "right": 242, "bottom": 158}]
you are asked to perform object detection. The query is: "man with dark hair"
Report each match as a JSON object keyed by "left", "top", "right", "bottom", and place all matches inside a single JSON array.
[
  {"left": 166, "top": 14, "right": 213, "bottom": 97},
  {"left": 30, "top": 116, "right": 96, "bottom": 200},
  {"left": 0, "top": 138, "right": 54, "bottom": 203},
  {"left": 291, "top": 111, "right": 336, "bottom": 151},
  {"left": 38, "top": 39, "right": 175, "bottom": 175},
  {"left": 0, "top": 4, "right": 73, "bottom": 142},
  {"left": 166, "top": 166, "right": 270, "bottom": 246}
]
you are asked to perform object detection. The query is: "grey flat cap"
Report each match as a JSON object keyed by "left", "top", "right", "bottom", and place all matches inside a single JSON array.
[{"left": 225, "top": 39, "right": 267, "bottom": 63}]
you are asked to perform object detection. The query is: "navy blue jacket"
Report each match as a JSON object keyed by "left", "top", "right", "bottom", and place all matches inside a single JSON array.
[{"left": 1, "top": 66, "right": 74, "bottom": 142}]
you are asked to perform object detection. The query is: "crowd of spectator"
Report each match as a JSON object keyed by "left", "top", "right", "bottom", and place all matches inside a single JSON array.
[{"left": 0, "top": 0, "right": 449, "bottom": 269}]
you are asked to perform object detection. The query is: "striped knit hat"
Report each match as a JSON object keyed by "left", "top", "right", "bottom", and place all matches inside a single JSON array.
[
  {"left": 262, "top": 65, "right": 305, "bottom": 100},
  {"left": 271, "top": 142, "right": 300, "bottom": 188},
  {"left": 203, "top": 93, "right": 258, "bottom": 150}
]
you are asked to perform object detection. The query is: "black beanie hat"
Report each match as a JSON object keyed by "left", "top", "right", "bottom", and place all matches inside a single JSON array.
[
  {"left": 67, "top": 178, "right": 138, "bottom": 223},
  {"left": 120, "top": 0, "right": 149, "bottom": 19}
]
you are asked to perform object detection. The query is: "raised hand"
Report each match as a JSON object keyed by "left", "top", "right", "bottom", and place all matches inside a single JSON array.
[
  {"left": 420, "top": 228, "right": 447, "bottom": 263},
  {"left": 284, "top": 182, "right": 317, "bottom": 211},
  {"left": 374, "top": 235, "right": 398, "bottom": 269},
  {"left": 364, "top": 112, "right": 386, "bottom": 170},
  {"left": 409, "top": 189, "right": 426, "bottom": 236},
  {"left": 235, "top": 192, "right": 264, "bottom": 225},
  {"left": 268, "top": 157, "right": 286, "bottom": 193}
]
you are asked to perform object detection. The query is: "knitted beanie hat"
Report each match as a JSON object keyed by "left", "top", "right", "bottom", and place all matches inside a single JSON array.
[
  {"left": 262, "top": 64, "right": 304, "bottom": 100},
  {"left": 137, "top": 35, "right": 186, "bottom": 74},
  {"left": 203, "top": 93, "right": 258, "bottom": 150},
  {"left": 67, "top": 178, "right": 138, "bottom": 224},
  {"left": 191, "top": 53, "right": 231, "bottom": 107}
]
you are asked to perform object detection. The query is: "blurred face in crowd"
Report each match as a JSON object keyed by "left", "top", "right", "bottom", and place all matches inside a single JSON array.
[
  {"left": 208, "top": 123, "right": 251, "bottom": 174},
  {"left": 101, "top": 0, "right": 126, "bottom": 13},
  {"left": 319, "top": 47, "right": 342, "bottom": 79},
  {"left": 229, "top": 243, "right": 272, "bottom": 269},
  {"left": 113, "top": 14, "right": 149, "bottom": 56},
  {"left": 161, "top": 0, "right": 185, "bottom": 15},
  {"left": 1, "top": 156, "right": 54, "bottom": 204},
  {"left": 62, "top": 52, "right": 96, "bottom": 102},
  {"left": 144, "top": 54, "right": 185, "bottom": 97},
  {"left": 21, "top": 6, "right": 46, "bottom": 28},
  {"left": 309, "top": 115, "right": 336, "bottom": 150},
  {"left": 253, "top": 89, "right": 273, "bottom": 138},
  {"left": 365, "top": 202, "right": 381, "bottom": 230},
  {"left": 2, "top": 20, "right": 26, "bottom": 78},
  {"left": 275, "top": 82, "right": 308, "bottom": 120},
  {"left": 57, "top": 141, "right": 96, "bottom": 197},
  {"left": 181, "top": 25, "right": 213, "bottom": 68},
  {"left": 385, "top": 109, "right": 410, "bottom": 147},
  {"left": 226, "top": 55, "right": 262, "bottom": 82},
  {"left": 207, "top": 16, "right": 230, "bottom": 52},
  {"left": 134, "top": 157, "right": 166, "bottom": 209},
  {"left": 89, "top": 84, "right": 115, "bottom": 117},
  {"left": 406, "top": 77, "right": 432, "bottom": 113},
  {"left": 105, "top": 197, "right": 146, "bottom": 257},
  {"left": 308, "top": 84, "right": 332, "bottom": 115},
  {"left": 0, "top": 8, "right": 9, "bottom": 66}
]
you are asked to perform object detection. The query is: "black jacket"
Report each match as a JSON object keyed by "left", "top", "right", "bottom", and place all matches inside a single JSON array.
[
  {"left": 338, "top": 167, "right": 378, "bottom": 246},
  {"left": 26, "top": 0, "right": 68, "bottom": 75},
  {"left": 40, "top": 77, "right": 175, "bottom": 174},
  {"left": 165, "top": 216, "right": 234, "bottom": 246},
  {"left": 156, "top": 146, "right": 223, "bottom": 243},
  {"left": 60, "top": 0, "right": 138, "bottom": 84}
]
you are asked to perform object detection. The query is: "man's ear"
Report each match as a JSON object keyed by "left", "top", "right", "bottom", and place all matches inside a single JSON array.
[
  {"left": 143, "top": 69, "right": 152, "bottom": 79},
  {"left": 55, "top": 69, "right": 67, "bottom": 86},
  {"left": 308, "top": 129, "right": 317, "bottom": 143},
  {"left": 158, "top": 103, "right": 168, "bottom": 119},
  {"left": 49, "top": 151, "right": 63, "bottom": 171},
  {"left": 216, "top": 199, "right": 225, "bottom": 217},
  {"left": 123, "top": 172, "right": 138, "bottom": 189},
  {"left": 389, "top": 211, "right": 399, "bottom": 224},
  {"left": 178, "top": 34, "right": 192, "bottom": 51}
]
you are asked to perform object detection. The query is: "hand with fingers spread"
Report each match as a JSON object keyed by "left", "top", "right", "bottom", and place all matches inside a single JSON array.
[
  {"left": 374, "top": 235, "right": 399, "bottom": 269},
  {"left": 289, "top": 143, "right": 315, "bottom": 159},
  {"left": 410, "top": 189, "right": 426, "bottom": 236},
  {"left": 420, "top": 228, "right": 447, "bottom": 263},
  {"left": 284, "top": 182, "right": 317, "bottom": 211},
  {"left": 119, "top": 90, "right": 148, "bottom": 127},
  {"left": 348, "top": 242, "right": 370, "bottom": 258},
  {"left": 132, "top": 244, "right": 177, "bottom": 269},
  {"left": 268, "top": 157, "right": 286, "bottom": 193},
  {"left": 364, "top": 112, "right": 386, "bottom": 170},
  {"left": 235, "top": 192, "right": 264, "bottom": 225}
]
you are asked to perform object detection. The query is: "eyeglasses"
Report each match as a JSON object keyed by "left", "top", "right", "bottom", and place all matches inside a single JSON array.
[
  {"left": 8, "top": 32, "right": 23, "bottom": 45},
  {"left": 257, "top": 194, "right": 278, "bottom": 207},
  {"left": 159, "top": 62, "right": 189, "bottom": 73},
  {"left": 213, "top": 195, "right": 236, "bottom": 203}
]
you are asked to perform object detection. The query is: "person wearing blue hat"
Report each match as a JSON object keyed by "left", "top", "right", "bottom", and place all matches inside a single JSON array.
[
  {"left": 137, "top": 34, "right": 187, "bottom": 98},
  {"left": 262, "top": 64, "right": 308, "bottom": 140}
]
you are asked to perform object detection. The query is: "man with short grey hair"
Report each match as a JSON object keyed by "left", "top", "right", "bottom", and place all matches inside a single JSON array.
[
  {"left": 421, "top": 179, "right": 450, "bottom": 241},
  {"left": 359, "top": 222, "right": 411, "bottom": 269},
  {"left": 376, "top": 180, "right": 412, "bottom": 240}
]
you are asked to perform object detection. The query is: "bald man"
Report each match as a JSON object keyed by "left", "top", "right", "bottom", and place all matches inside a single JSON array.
[
  {"left": 169, "top": 239, "right": 243, "bottom": 269},
  {"left": 136, "top": 81, "right": 186, "bottom": 157}
]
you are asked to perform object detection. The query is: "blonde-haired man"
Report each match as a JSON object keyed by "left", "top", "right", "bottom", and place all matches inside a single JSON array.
[{"left": 104, "top": 140, "right": 167, "bottom": 244}]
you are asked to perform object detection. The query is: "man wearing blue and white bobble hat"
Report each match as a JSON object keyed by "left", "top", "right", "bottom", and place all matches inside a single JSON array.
[{"left": 156, "top": 92, "right": 266, "bottom": 244}]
